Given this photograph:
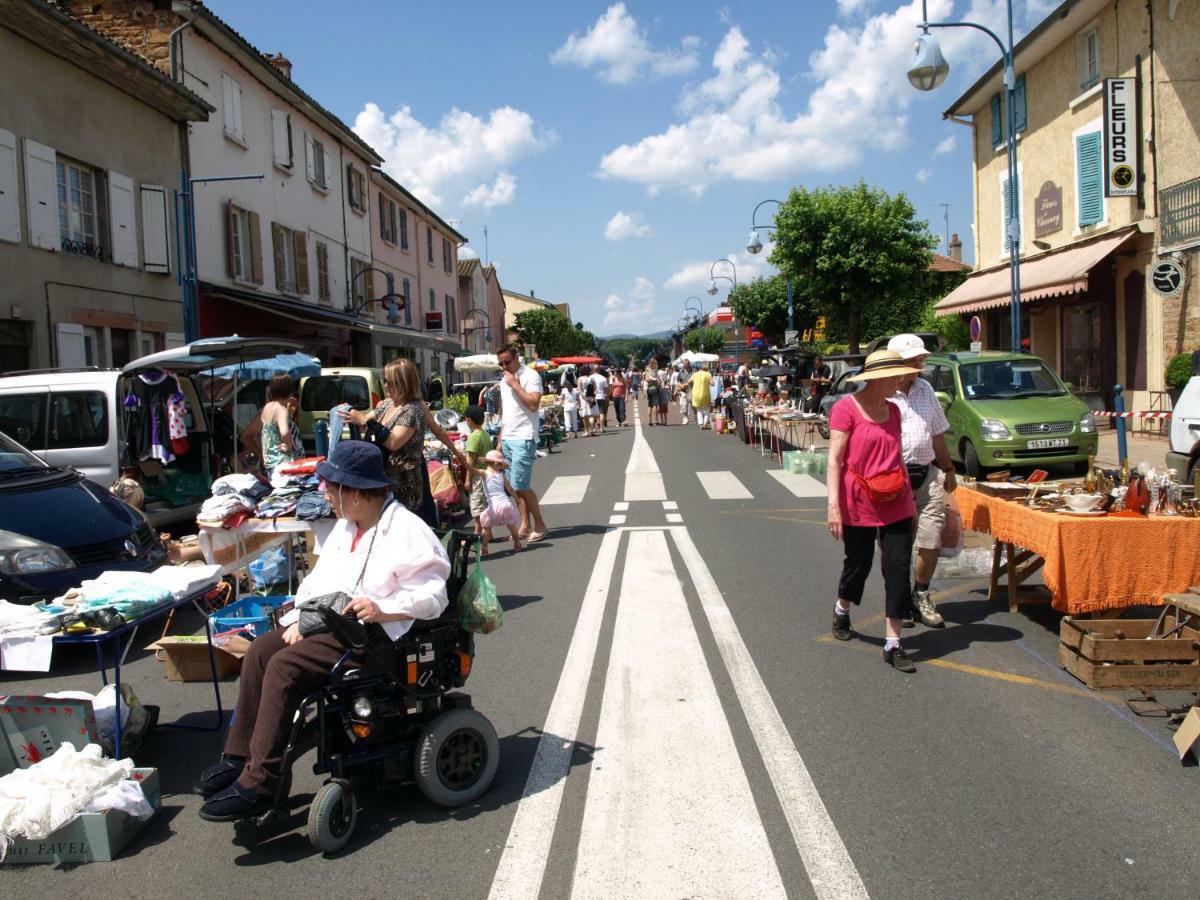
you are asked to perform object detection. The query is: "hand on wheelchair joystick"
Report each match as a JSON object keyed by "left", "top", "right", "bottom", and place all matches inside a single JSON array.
[{"left": 343, "top": 596, "right": 412, "bottom": 625}]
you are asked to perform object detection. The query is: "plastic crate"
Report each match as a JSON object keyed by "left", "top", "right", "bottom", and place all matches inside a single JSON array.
[{"left": 209, "top": 595, "right": 294, "bottom": 639}]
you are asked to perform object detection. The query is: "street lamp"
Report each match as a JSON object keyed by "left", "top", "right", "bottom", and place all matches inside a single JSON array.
[
  {"left": 746, "top": 198, "right": 799, "bottom": 345},
  {"left": 684, "top": 296, "right": 706, "bottom": 353},
  {"left": 707, "top": 259, "right": 738, "bottom": 364},
  {"left": 346, "top": 267, "right": 404, "bottom": 324},
  {"left": 908, "top": 0, "right": 1022, "bottom": 352},
  {"left": 463, "top": 308, "right": 492, "bottom": 353}
]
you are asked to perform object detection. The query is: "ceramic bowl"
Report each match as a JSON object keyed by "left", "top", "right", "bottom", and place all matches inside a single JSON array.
[{"left": 1063, "top": 493, "right": 1102, "bottom": 512}]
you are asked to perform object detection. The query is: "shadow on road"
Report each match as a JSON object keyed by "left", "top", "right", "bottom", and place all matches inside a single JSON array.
[{"left": 499, "top": 593, "right": 543, "bottom": 612}]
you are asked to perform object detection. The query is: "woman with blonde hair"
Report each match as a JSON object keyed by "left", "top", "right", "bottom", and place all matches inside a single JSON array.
[{"left": 345, "top": 359, "right": 429, "bottom": 513}]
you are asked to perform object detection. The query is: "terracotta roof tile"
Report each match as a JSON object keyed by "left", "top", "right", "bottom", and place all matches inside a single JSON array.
[{"left": 929, "top": 252, "right": 971, "bottom": 272}]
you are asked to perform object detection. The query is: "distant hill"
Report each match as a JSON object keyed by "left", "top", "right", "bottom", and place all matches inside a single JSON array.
[{"left": 599, "top": 330, "right": 672, "bottom": 341}]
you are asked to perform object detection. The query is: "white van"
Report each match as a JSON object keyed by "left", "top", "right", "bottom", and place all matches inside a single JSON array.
[
  {"left": 1167, "top": 351, "right": 1200, "bottom": 481},
  {"left": 0, "top": 336, "right": 301, "bottom": 526}
]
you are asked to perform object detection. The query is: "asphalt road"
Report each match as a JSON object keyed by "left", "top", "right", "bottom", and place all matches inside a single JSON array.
[{"left": 4, "top": 395, "right": 1199, "bottom": 897}]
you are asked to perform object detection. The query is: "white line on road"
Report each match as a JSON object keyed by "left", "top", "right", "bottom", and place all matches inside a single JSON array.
[
  {"left": 665, "top": 512, "right": 683, "bottom": 523},
  {"left": 608, "top": 514, "right": 626, "bottom": 525},
  {"left": 624, "top": 400, "right": 666, "bottom": 502},
  {"left": 697, "top": 470, "right": 754, "bottom": 500},
  {"left": 766, "top": 469, "right": 828, "bottom": 498},
  {"left": 487, "top": 528, "right": 622, "bottom": 900},
  {"left": 662, "top": 500, "right": 678, "bottom": 510},
  {"left": 670, "top": 527, "right": 869, "bottom": 899},
  {"left": 541, "top": 475, "right": 591, "bottom": 506},
  {"left": 613, "top": 501, "right": 629, "bottom": 512},
  {"left": 571, "top": 530, "right": 787, "bottom": 898}
]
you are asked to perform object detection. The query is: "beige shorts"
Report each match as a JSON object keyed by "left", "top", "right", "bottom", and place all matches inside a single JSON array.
[{"left": 913, "top": 467, "right": 948, "bottom": 551}]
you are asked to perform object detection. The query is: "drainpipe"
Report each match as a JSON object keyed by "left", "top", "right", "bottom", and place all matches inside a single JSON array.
[{"left": 169, "top": 5, "right": 198, "bottom": 341}]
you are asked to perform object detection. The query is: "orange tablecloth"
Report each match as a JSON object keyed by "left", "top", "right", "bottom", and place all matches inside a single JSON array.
[{"left": 956, "top": 486, "right": 1200, "bottom": 614}]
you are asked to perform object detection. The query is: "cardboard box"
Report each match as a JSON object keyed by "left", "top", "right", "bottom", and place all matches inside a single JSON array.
[
  {"left": 0, "top": 695, "right": 99, "bottom": 776},
  {"left": 147, "top": 635, "right": 250, "bottom": 682},
  {"left": 1174, "top": 708, "right": 1200, "bottom": 766},
  {"left": 0, "top": 768, "right": 160, "bottom": 864}
]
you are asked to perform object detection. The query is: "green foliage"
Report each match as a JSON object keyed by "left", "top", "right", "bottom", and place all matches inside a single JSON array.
[
  {"left": 600, "top": 337, "right": 662, "bottom": 366},
  {"left": 919, "top": 303, "right": 972, "bottom": 351},
  {"left": 1166, "top": 352, "right": 1197, "bottom": 391},
  {"left": 770, "top": 181, "right": 938, "bottom": 352},
  {"left": 727, "top": 275, "right": 819, "bottom": 342},
  {"left": 513, "top": 308, "right": 596, "bottom": 359},
  {"left": 683, "top": 326, "right": 727, "bottom": 354},
  {"left": 444, "top": 391, "right": 470, "bottom": 416}
]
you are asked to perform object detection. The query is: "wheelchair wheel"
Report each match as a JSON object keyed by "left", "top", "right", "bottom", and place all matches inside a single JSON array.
[
  {"left": 307, "top": 780, "right": 356, "bottom": 854},
  {"left": 415, "top": 708, "right": 499, "bottom": 808}
]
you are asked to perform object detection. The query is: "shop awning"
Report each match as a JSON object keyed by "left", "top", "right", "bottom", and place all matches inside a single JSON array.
[{"left": 934, "top": 228, "right": 1139, "bottom": 315}]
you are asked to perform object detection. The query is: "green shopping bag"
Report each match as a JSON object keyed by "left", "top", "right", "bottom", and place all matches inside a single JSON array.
[{"left": 458, "top": 561, "right": 503, "bottom": 634}]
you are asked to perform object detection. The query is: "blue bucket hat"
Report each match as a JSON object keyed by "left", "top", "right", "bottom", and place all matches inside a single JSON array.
[{"left": 316, "top": 441, "right": 391, "bottom": 490}]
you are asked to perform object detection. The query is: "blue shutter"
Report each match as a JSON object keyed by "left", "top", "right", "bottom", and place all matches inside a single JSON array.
[
  {"left": 403, "top": 278, "right": 411, "bottom": 325},
  {"left": 990, "top": 94, "right": 1003, "bottom": 146},
  {"left": 1013, "top": 75, "right": 1027, "bottom": 134},
  {"left": 1076, "top": 131, "right": 1103, "bottom": 227}
]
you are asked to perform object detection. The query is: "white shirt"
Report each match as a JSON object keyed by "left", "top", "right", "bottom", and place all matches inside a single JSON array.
[
  {"left": 281, "top": 501, "right": 450, "bottom": 640},
  {"left": 590, "top": 373, "right": 608, "bottom": 400},
  {"left": 560, "top": 386, "right": 578, "bottom": 410},
  {"left": 500, "top": 365, "right": 543, "bottom": 440},
  {"left": 889, "top": 376, "right": 950, "bottom": 466}
]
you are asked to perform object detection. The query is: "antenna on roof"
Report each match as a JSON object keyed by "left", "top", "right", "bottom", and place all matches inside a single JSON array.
[
  {"left": 937, "top": 202, "right": 950, "bottom": 253},
  {"left": 484, "top": 225, "right": 489, "bottom": 266}
]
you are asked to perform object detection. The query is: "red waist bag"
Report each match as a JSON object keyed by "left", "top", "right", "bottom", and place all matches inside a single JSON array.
[{"left": 848, "top": 466, "right": 908, "bottom": 502}]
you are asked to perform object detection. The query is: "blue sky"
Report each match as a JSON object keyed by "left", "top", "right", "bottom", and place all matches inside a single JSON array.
[{"left": 209, "top": 0, "right": 1052, "bottom": 336}]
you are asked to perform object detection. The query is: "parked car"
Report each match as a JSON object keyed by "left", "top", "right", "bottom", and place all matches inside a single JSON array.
[
  {"left": 923, "top": 351, "right": 1098, "bottom": 477},
  {"left": 0, "top": 429, "right": 166, "bottom": 604},
  {"left": 1166, "top": 351, "right": 1200, "bottom": 481},
  {"left": 818, "top": 365, "right": 863, "bottom": 439},
  {"left": 297, "top": 367, "right": 382, "bottom": 450}
]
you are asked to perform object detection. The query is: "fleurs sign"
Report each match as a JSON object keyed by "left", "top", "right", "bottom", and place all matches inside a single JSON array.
[
  {"left": 1103, "top": 78, "right": 1138, "bottom": 198},
  {"left": 1035, "top": 182, "right": 1062, "bottom": 238}
]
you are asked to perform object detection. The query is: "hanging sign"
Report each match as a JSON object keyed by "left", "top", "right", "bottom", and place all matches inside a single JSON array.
[
  {"left": 1103, "top": 78, "right": 1138, "bottom": 198},
  {"left": 1034, "top": 182, "right": 1063, "bottom": 237},
  {"left": 1151, "top": 259, "right": 1185, "bottom": 298}
]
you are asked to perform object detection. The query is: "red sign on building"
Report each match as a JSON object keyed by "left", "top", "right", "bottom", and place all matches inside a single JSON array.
[{"left": 425, "top": 311, "right": 444, "bottom": 332}]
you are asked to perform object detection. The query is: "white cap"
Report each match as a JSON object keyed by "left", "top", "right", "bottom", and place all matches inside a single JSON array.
[{"left": 886, "top": 333, "right": 929, "bottom": 360}]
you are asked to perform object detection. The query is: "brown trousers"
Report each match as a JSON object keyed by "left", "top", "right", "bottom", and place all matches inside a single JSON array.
[{"left": 224, "top": 627, "right": 349, "bottom": 794}]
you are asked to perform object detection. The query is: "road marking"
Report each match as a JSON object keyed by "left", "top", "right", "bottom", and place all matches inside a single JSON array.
[
  {"left": 696, "top": 470, "right": 754, "bottom": 500},
  {"left": 672, "top": 527, "right": 869, "bottom": 899},
  {"left": 766, "top": 469, "right": 828, "bottom": 498},
  {"left": 662, "top": 500, "right": 678, "bottom": 510},
  {"left": 487, "top": 529, "right": 622, "bottom": 900},
  {"left": 571, "top": 531, "right": 787, "bottom": 898},
  {"left": 665, "top": 512, "right": 683, "bottom": 523},
  {"left": 608, "top": 514, "right": 626, "bottom": 525},
  {"left": 624, "top": 401, "right": 666, "bottom": 501},
  {"left": 541, "top": 475, "right": 591, "bottom": 505},
  {"left": 613, "top": 501, "right": 629, "bottom": 512}
]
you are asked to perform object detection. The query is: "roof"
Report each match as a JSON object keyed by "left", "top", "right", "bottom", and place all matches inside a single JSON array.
[
  {"left": 944, "top": 0, "right": 1109, "bottom": 117},
  {"left": 372, "top": 168, "right": 467, "bottom": 243},
  {"left": 502, "top": 288, "right": 557, "bottom": 308},
  {"left": 935, "top": 227, "right": 1137, "bottom": 314},
  {"left": 458, "top": 259, "right": 480, "bottom": 277},
  {"left": 929, "top": 252, "right": 971, "bottom": 273},
  {"left": 185, "top": 2, "right": 381, "bottom": 163},
  {"left": 3, "top": 0, "right": 212, "bottom": 122}
]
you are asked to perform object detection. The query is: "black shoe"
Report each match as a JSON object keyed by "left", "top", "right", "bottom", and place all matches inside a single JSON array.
[
  {"left": 198, "top": 781, "right": 272, "bottom": 822},
  {"left": 883, "top": 646, "right": 916, "bottom": 673},
  {"left": 901, "top": 606, "right": 916, "bottom": 629},
  {"left": 193, "top": 756, "right": 245, "bottom": 798},
  {"left": 832, "top": 610, "right": 852, "bottom": 641}
]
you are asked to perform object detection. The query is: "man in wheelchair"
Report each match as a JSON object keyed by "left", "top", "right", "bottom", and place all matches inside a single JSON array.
[{"left": 195, "top": 441, "right": 456, "bottom": 824}]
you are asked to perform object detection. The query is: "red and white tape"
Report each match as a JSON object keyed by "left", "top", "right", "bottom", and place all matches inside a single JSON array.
[{"left": 1092, "top": 410, "right": 1173, "bottom": 419}]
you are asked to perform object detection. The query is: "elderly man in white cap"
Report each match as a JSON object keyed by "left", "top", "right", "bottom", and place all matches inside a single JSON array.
[{"left": 886, "top": 333, "right": 957, "bottom": 628}]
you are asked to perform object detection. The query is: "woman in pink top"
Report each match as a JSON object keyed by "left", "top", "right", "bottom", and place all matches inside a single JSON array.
[
  {"left": 826, "top": 350, "right": 919, "bottom": 673},
  {"left": 609, "top": 371, "right": 628, "bottom": 427}
]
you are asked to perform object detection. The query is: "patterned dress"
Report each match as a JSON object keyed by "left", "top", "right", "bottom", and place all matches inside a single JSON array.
[{"left": 375, "top": 399, "right": 426, "bottom": 512}]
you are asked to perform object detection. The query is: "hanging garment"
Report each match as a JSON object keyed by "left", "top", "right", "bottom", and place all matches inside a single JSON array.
[
  {"left": 167, "top": 391, "right": 189, "bottom": 456},
  {"left": 125, "top": 370, "right": 187, "bottom": 465}
]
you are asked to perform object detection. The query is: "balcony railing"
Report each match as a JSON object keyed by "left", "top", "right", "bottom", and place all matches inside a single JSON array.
[
  {"left": 61, "top": 237, "right": 103, "bottom": 259},
  {"left": 1160, "top": 176, "right": 1200, "bottom": 249}
]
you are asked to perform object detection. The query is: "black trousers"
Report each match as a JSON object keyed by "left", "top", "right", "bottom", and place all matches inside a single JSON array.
[
  {"left": 838, "top": 518, "right": 914, "bottom": 619},
  {"left": 612, "top": 397, "right": 626, "bottom": 424}
]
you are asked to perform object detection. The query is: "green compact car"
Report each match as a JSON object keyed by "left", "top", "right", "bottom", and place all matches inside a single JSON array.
[{"left": 921, "top": 351, "right": 1098, "bottom": 477}]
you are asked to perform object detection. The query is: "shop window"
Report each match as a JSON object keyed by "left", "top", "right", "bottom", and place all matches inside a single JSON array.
[
  {"left": 1062, "top": 303, "right": 1102, "bottom": 393},
  {"left": 986, "top": 310, "right": 1031, "bottom": 352}
]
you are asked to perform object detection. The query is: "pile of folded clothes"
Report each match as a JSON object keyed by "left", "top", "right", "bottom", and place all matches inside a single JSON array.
[
  {"left": 196, "top": 473, "right": 272, "bottom": 528},
  {"left": 196, "top": 466, "right": 333, "bottom": 528}
]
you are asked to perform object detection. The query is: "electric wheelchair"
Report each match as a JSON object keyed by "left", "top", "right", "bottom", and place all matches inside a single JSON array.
[{"left": 240, "top": 530, "right": 499, "bottom": 854}]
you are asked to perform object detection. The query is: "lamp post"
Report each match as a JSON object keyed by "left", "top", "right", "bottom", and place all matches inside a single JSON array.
[
  {"left": 746, "top": 198, "right": 798, "bottom": 345},
  {"left": 908, "top": 0, "right": 1022, "bottom": 353},
  {"left": 345, "top": 267, "right": 405, "bottom": 324},
  {"left": 464, "top": 308, "right": 492, "bottom": 354},
  {"left": 707, "top": 258, "right": 738, "bottom": 363},
  {"left": 684, "top": 296, "right": 706, "bottom": 353}
]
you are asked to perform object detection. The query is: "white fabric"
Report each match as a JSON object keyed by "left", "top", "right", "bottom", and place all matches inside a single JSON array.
[
  {"left": 75, "top": 565, "right": 221, "bottom": 603},
  {"left": 0, "top": 743, "right": 135, "bottom": 858},
  {"left": 211, "top": 473, "right": 260, "bottom": 495},
  {"left": 499, "top": 365, "right": 543, "bottom": 440},
  {"left": 560, "top": 386, "right": 578, "bottom": 410},
  {"left": 0, "top": 601, "right": 55, "bottom": 672},
  {"left": 889, "top": 377, "right": 950, "bottom": 466},
  {"left": 279, "top": 501, "right": 450, "bottom": 640},
  {"left": 588, "top": 373, "right": 607, "bottom": 401},
  {"left": 46, "top": 685, "right": 133, "bottom": 740},
  {"left": 85, "top": 778, "right": 154, "bottom": 820}
]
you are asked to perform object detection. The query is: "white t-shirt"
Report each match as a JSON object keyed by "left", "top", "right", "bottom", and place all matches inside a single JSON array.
[
  {"left": 560, "top": 386, "right": 579, "bottom": 410},
  {"left": 590, "top": 374, "right": 608, "bottom": 400},
  {"left": 500, "top": 365, "right": 543, "bottom": 440}
]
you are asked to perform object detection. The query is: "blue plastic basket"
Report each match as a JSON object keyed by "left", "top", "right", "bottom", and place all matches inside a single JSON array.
[{"left": 209, "top": 596, "right": 294, "bottom": 639}]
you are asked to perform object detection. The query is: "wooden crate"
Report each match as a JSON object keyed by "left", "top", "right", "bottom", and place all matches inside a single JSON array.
[{"left": 1058, "top": 617, "right": 1200, "bottom": 691}]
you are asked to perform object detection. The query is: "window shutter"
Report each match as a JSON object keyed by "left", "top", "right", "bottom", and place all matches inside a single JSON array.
[
  {"left": 316, "top": 241, "right": 329, "bottom": 300},
  {"left": 1014, "top": 75, "right": 1027, "bottom": 134},
  {"left": 294, "top": 230, "right": 309, "bottom": 294},
  {"left": 346, "top": 164, "right": 355, "bottom": 206},
  {"left": 1076, "top": 131, "right": 1103, "bottom": 227},
  {"left": 271, "top": 110, "right": 291, "bottom": 167},
  {"left": 140, "top": 184, "right": 170, "bottom": 273},
  {"left": 399, "top": 210, "right": 408, "bottom": 249},
  {"left": 304, "top": 134, "right": 316, "bottom": 182},
  {"left": 271, "top": 222, "right": 286, "bottom": 290},
  {"left": 363, "top": 263, "right": 374, "bottom": 303},
  {"left": 107, "top": 171, "right": 138, "bottom": 267},
  {"left": 990, "top": 94, "right": 1003, "bottom": 146},
  {"left": 222, "top": 74, "right": 235, "bottom": 133},
  {"left": 389, "top": 203, "right": 397, "bottom": 247},
  {"left": 23, "top": 139, "right": 57, "bottom": 250},
  {"left": 55, "top": 322, "right": 86, "bottom": 368},
  {"left": 226, "top": 201, "right": 238, "bottom": 277},
  {"left": 403, "top": 278, "right": 411, "bottom": 324},
  {"left": 378, "top": 191, "right": 387, "bottom": 240},
  {"left": 0, "top": 128, "right": 19, "bottom": 243},
  {"left": 321, "top": 145, "right": 331, "bottom": 189},
  {"left": 249, "top": 211, "right": 263, "bottom": 283},
  {"left": 1002, "top": 172, "right": 1021, "bottom": 251}
]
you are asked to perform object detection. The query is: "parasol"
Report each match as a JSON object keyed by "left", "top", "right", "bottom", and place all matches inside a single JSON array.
[
  {"left": 550, "top": 356, "right": 602, "bottom": 365},
  {"left": 453, "top": 353, "right": 501, "bottom": 373}
]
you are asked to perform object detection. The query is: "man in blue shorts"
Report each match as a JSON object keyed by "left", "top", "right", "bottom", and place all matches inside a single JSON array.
[{"left": 496, "top": 343, "right": 547, "bottom": 541}]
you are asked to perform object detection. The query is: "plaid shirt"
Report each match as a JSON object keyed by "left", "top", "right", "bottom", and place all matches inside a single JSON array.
[{"left": 889, "top": 376, "right": 949, "bottom": 465}]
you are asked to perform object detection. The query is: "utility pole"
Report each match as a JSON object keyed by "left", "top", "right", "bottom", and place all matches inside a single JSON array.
[{"left": 484, "top": 225, "right": 489, "bottom": 266}]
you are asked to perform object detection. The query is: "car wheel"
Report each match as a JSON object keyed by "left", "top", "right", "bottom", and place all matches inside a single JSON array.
[
  {"left": 415, "top": 708, "right": 499, "bottom": 808},
  {"left": 307, "top": 780, "right": 356, "bottom": 854},
  {"left": 963, "top": 440, "right": 983, "bottom": 478}
]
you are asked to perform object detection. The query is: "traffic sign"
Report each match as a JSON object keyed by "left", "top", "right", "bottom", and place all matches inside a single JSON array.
[{"left": 969, "top": 315, "right": 982, "bottom": 343}]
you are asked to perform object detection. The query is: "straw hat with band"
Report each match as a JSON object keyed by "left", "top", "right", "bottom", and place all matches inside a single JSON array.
[{"left": 849, "top": 349, "right": 919, "bottom": 382}]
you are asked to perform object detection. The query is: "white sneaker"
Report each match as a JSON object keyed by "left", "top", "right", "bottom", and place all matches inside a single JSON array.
[{"left": 682, "top": 417, "right": 689, "bottom": 424}]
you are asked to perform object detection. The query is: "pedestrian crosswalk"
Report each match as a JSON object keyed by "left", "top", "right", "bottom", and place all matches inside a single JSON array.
[
  {"left": 696, "top": 470, "right": 753, "bottom": 500},
  {"left": 766, "top": 469, "right": 828, "bottom": 498},
  {"left": 542, "top": 469, "right": 827, "bottom": 505},
  {"left": 541, "top": 475, "right": 591, "bottom": 505}
]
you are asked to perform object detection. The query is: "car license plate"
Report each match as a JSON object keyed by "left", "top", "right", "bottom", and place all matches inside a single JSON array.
[{"left": 1027, "top": 438, "right": 1069, "bottom": 450}]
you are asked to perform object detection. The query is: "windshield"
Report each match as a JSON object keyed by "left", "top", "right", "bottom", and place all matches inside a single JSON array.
[
  {"left": 0, "top": 430, "right": 49, "bottom": 475},
  {"left": 959, "top": 359, "right": 1066, "bottom": 399},
  {"left": 300, "top": 376, "right": 370, "bottom": 412}
]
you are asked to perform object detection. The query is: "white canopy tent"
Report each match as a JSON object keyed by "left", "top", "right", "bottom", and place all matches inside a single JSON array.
[
  {"left": 453, "top": 353, "right": 500, "bottom": 373},
  {"left": 672, "top": 350, "right": 720, "bottom": 365}
]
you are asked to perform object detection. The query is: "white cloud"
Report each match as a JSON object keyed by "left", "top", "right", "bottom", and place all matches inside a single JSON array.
[
  {"left": 353, "top": 102, "right": 552, "bottom": 209},
  {"left": 459, "top": 244, "right": 479, "bottom": 260},
  {"left": 915, "top": 167, "right": 932, "bottom": 183},
  {"left": 552, "top": 3, "right": 700, "bottom": 84},
  {"left": 598, "top": 2, "right": 1015, "bottom": 195},
  {"left": 462, "top": 173, "right": 516, "bottom": 209},
  {"left": 604, "top": 211, "right": 653, "bottom": 241},
  {"left": 933, "top": 134, "right": 957, "bottom": 156},
  {"left": 663, "top": 246, "right": 776, "bottom": 292},
  {"left": 603, "top": 275, "right": 670, "bottom": 331},
  {"left": 837, "top": 0, "right": 875, "bottom": 15}
]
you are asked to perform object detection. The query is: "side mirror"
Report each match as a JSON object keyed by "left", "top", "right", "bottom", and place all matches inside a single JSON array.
[
  {"left": 935, "top": 391, "right": 953, "bottom": 407},
  {"left": 321, "top": 606, "right": 369, "bottom": 650}
]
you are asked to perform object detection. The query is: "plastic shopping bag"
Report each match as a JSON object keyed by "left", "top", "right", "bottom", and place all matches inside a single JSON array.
[
  {"left": 457, "top": 562, "right": 503, "bottom": 634},
  {"left": 249, "top": 546, "right": 291, "bottom": 590},
  {"left": 939, "top": 494, "right": 965, "bottom": 559}
]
